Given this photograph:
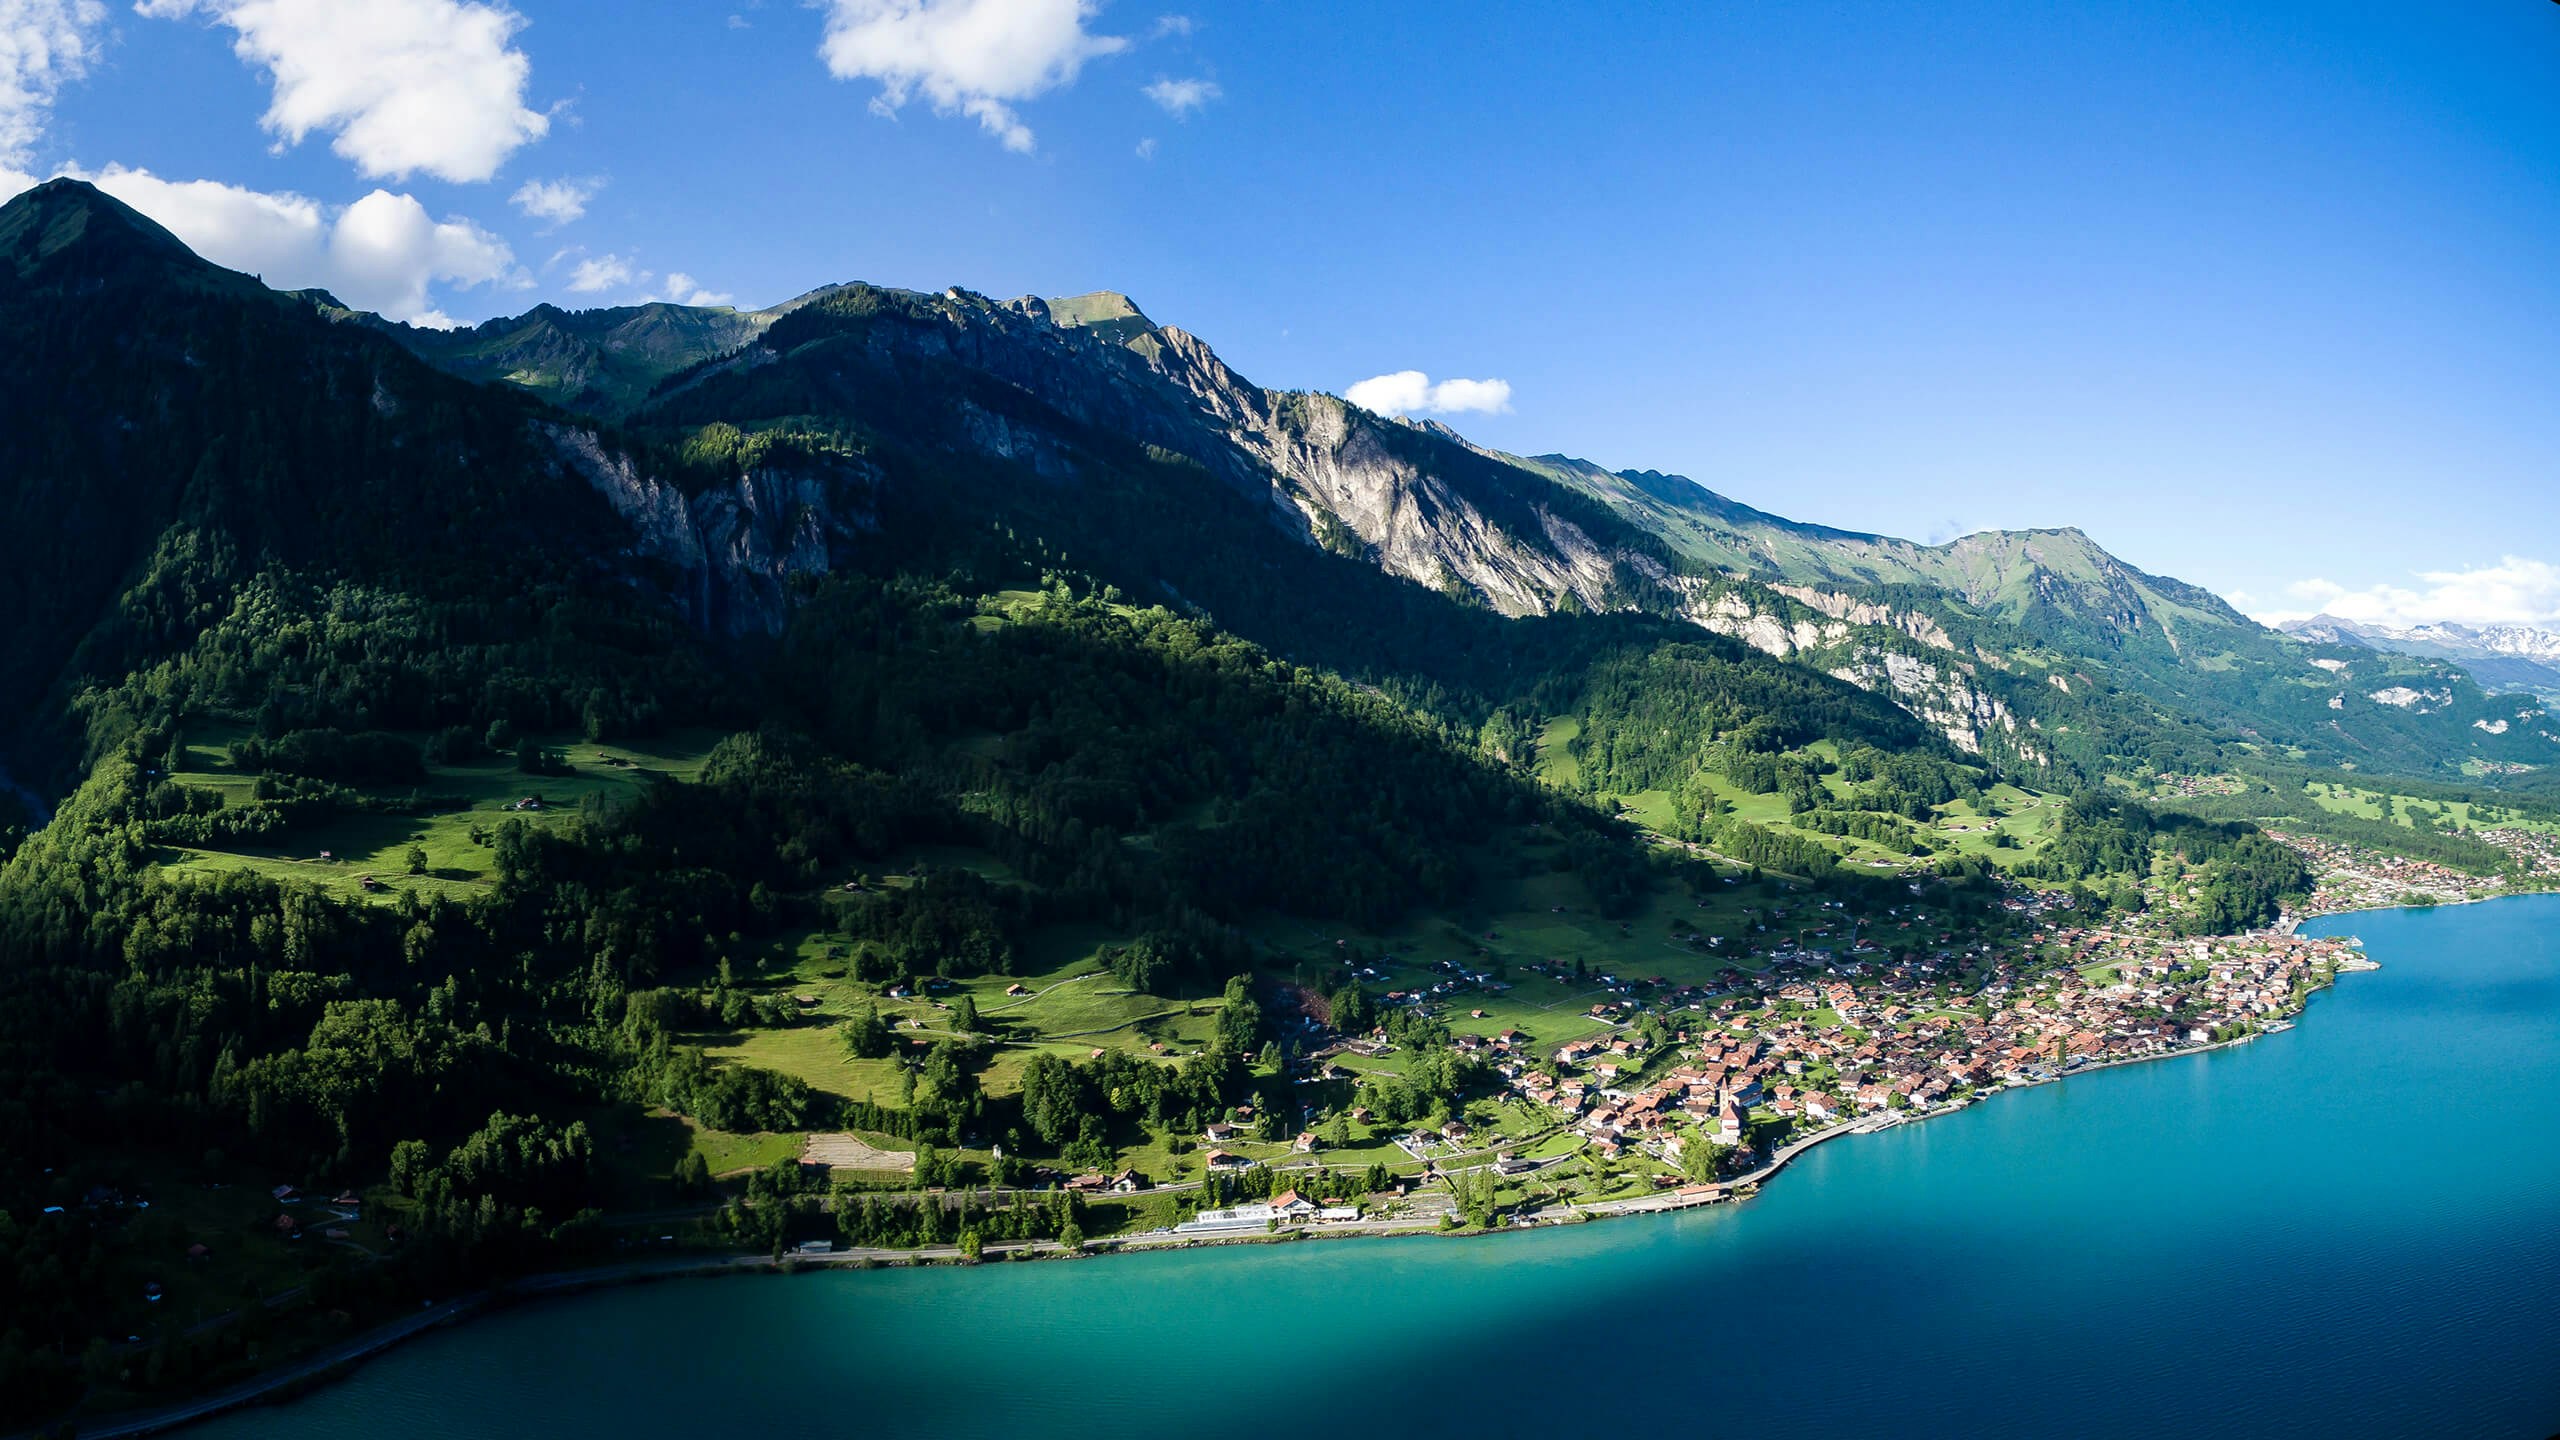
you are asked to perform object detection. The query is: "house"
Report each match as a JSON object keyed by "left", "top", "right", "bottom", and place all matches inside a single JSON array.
[
  {"left": 1269, "top": 1190, "right": 1317, "bottom": 1220},
  {"left": 1005, "top": 983, "right": 1031, "bottom": 997},
  {"left": 1106, "top": 1170, "right": 1146, "bottom": 1194},
  {"left": 270, "top": 1184, "right": 299, "bottom": 1203},
  {"left": 1293, "top": 1131, "right": 1320, "bottom": 1153},
  {"left": 1065, "top": 1172, "right": 1108, "bottom": 1193},
  {"left": 274, "top": 1214, "right": 301, "bottom": 1239},
  {"left": 1202, "top": 1150, "right": 1250, "bottom": 1171},
  {"left": 1203, "top": 1121, "right": 1242, "bottom": 1143}
]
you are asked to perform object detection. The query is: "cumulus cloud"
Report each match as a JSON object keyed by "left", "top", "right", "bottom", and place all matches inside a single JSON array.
[
  {"left": 654, "top": 272, "right": 734, "bottom": 307},
  {"left": 0, "top": 0, "right": 105, "bottom": 169},
  {"left": 818, "top": 0, "right": 1126, "bottom": 153},
  {"left": 1344, "top": 370, "right": 1514, "bottom": 418},
  {"left": 509, "top": 175, "right": 596, "bottom": 228},
  {"left": 565, "top": 251, "right": 639, "bottom": 293},
  {"left": 1133, "top": 135, "right": 1155, "bottom": 160},
  {"left": 2255, "top": 557, "right": 2560, "bottom": 628},
  {"left": 57, "top": 163, "right": 516, "bottom": 325},
  {"left": 138, "top": 0, "right": 548, "bottom": 183},
  {"left": 1141, "top": 75, "right": 1217, "bottom": 117}
]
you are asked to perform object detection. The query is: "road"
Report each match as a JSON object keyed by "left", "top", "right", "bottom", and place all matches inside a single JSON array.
[{"left": 48, "top": 1293, "right": 491, "bottom": 1440}]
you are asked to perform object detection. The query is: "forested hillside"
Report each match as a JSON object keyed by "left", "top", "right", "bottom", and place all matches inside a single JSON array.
[{"left": 0, "top": 180, "right": 2415, "bottom": 1421}]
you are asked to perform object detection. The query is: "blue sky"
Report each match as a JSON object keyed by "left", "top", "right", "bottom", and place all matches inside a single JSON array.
[{"left": 5, "top": 0, "right": 2556, "bottom": 627}]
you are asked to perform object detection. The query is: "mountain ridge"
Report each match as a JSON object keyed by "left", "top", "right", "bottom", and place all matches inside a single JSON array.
[
  {"left": 306, "top": 210, "right": 2549, "bottom": 782},
  {"left": 6, "top": 178, "right": 2546, "bottom": 790}
]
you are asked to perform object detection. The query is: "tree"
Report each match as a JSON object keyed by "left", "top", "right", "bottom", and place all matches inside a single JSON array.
[
  {"left": 405, "top": 844, "right": 429, "bottom": 876},
  {"left": 673, "top": 1149, "right": 711, "bottom": 1197},
  {"left": 953, "top": 994, "right": 982, "bottom": 1033},
  {"left": 1017, "top": 1052, "right": 1082, "bottom": 1147},
  {"left": 841, "top": 1004, "right": 892, "bottom": 1059},
  {"left": 1215, "top": 975, "right": 1263, "bottom": 1057}
]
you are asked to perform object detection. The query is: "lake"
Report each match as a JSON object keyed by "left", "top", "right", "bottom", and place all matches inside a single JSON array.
[{"left": 198, "top": 895, "right": 2560, "bottom": 1439}]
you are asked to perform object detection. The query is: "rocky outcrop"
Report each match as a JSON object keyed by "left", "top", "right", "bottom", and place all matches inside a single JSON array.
[{"left": 544, "top": 423, "right": 878, "bottom": 636}]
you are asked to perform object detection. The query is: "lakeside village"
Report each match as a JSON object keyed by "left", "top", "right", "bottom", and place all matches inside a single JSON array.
[
  {"left": 2272, "top": 825, "right": 2560, "bottom": 915},
  {"left": 1160, "top": 838, "right": 2460, "bottom": 1239}
]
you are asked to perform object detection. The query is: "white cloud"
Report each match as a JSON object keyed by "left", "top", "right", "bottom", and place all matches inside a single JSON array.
[
  {"left": 49, "top": 163, "right": 517, "bottom": 324},
  {"left": 1147, "top": 14, "right": 1191, "bottom": 39},
  {"left": 139, "top": 0, "right": 548, "bottom": 183},
  {"left": 818, "top": 0, "right": 1126, "bottom": 153},
  {"left": 1133, "top": 135, "right": 1155, "bottom": 160},
  {"left": 2253, "top": 557, "right": 2560, "bottom": 628},
  {"left": 0, "top": 0, "right": 105, "bottom": 169},
  {"left": 654, "top": 272, "right": 733, "bottom": 307},
  {"left": 566, "top": 251, "right": 640, "bottom": 293},
  {"left": 1140, "top": 75, "right": 1217, "bottom": 117},
  {"left": 509, "top": 175, "right": 596, "bottom": 228},
  {"left": 1345, "top": 369, "right": 1514, "bottom": 417}
]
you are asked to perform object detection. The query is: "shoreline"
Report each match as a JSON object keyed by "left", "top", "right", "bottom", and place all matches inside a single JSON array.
[{"left": 43, "top": 896, "right": 2464, "bottom": 1439}]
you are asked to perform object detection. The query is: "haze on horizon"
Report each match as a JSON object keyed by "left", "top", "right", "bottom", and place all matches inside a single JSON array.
[{"left": 5, "top": 0, "right": 2553, "bottom": 629}]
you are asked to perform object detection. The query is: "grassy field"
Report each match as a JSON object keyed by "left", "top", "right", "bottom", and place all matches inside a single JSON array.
[
  {"left": 129, "top": 704, "right": 2039, "bottom": 1200},
  {"left": 154, "top": 728, "right": 723, "bottom": 903},
  {"left": 2298, "top": 778, "right": 2558, "bottom": 834},
  {"left": 1539, "top": 723, "right": 2072, "bottom": 882}
]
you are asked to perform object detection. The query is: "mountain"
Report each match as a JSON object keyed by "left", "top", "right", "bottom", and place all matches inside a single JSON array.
[
  {"left": 352, "top": 298, "right": 777, "bottom": 415},
  {"left": 2281, "top": 615, "right": 2560, "bottom": 701},
  {"left": 355, "top": 257, "right": 2550, "bottom": 783},
  {"left": 0, "top": 180, "right": 2483, "bottom": 1419}
]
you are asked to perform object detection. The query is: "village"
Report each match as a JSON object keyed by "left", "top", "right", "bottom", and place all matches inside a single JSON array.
[
  {"left": 1231, "top": 839, "right": 2403, "bottom": 1227},
  {"left": 1485, "top": 917, "right": 2359, "bottom": 1192},
  {"left": 2271, "top": 825, "right": 2560, "bottom": 915}
]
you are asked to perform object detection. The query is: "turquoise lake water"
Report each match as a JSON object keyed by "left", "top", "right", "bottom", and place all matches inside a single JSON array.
[{"left": 200, "top": 896, "right": 2560, "bottom": 1438}]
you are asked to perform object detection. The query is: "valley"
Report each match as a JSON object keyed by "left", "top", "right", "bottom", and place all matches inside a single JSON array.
[{"left": 3, "top": 178, "right": 2558, "bottom": 1431}]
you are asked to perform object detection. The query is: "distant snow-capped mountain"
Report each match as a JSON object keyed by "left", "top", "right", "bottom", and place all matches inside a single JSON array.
[{"left": 2281, "top": 615, "right": 2560, "bottom": 696}]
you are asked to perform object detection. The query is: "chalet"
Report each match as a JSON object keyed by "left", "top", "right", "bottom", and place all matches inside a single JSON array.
[
  {"left": 1202, "top": 1150, "right": 1248, "bottom": 1171},
  {"left": 1106, "top": 1170, "right": 1146, "bottom": 1194},
  {"left": 1293, "top": 1131, "right": 1320, "bottom": 1153},
  {"left": 1005, "top": 983, "right": 1032, "bottom": 997},
  {"left": 1269, "top": 1190, "right": 1317, "bottom": 1220},
  {"left": 1203, "top": 1121, "right": 1242, "bottom": 1143}
]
